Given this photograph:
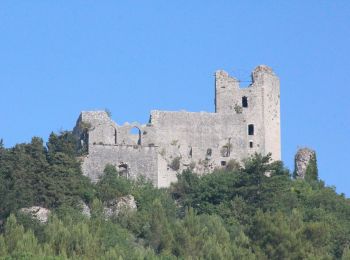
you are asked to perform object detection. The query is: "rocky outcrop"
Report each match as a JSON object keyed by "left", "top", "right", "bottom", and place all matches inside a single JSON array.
[
  {"left": 294, "top": 148, "right": 316, "bottom": 179},
  {"left": 104, "top": 195, "right": 137, "bottom": 219},
  {"left": 79, "top": 200, "right": 91, "bottom": 218},
  {"left": 20, "top": 206, "right": 51, "bottom": 223}
]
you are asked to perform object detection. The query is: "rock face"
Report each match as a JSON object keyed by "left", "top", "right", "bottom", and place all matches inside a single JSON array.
[
  {"left": 79, "top": 201, "right": 91, "bottom": 218},
  {"left": 104, "top": 195, "right": 137, "bottom": 219},
  {"left": 294, "top": 148, "right": 316, "bottom": 179},
  {"left": 20, "top": 206, "right": 51, "bottom": 223}
]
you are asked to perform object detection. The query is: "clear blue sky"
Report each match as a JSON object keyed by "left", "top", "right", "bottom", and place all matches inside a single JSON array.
[{"left": 1, "top": 1, "right": 349, "bottom": 195}]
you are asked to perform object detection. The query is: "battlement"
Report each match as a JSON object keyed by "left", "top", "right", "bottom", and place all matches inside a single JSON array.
[{"left": 74, "top": 65, "right": 281, "bottom": 187}]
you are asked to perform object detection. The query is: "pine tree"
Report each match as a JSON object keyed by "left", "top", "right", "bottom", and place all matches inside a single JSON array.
[{"left": 305, "top": 152, "right": 319, "bottom": 181}]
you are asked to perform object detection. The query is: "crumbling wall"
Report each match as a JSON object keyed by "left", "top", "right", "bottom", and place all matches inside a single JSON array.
[
  {"left": 149, "top": 110, "right": 256, "bottom": 175},
  {"left": 257, "top": 66, "right": 281, "bottom": 161},
  {"left": 214, "top": 65, "right": 281, "bottom": 161},
  {"left": 157, "top": 153, "right": 178, "bottom": 188},
  {"left": 74, "top": 65, "right": 281, "bottom": 187},
  {"left": 116, "top": 123, "right": 157, "bottom": 146},
  {"left": 215, "top": 70, "right": 240, "bottom": 114},
  {"left": 81, "top": 145, "right": 158, "bottom": 185},
  {"left": 74, "top": 111, "right": 117, "bottom": 146}
]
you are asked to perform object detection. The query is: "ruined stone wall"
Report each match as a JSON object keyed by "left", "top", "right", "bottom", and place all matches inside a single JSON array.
[
  {"left": 256, "top": 66, "right": 281, "bottom": 161},
  {"left": 214, "top": 65, "right": 281, "bottom": 160},
  {"left": 81, "top": 145, "right": 158, "bottom": 184},
  {"left": 150, "top": 110, "right": 252, "bottom": 187},
  {"left": 73, "top": 65, "right": 281, "bottom": 187},
  {"left": 215, "top": 70, "right": 240, "bottom": 114},
  {"left": 116, "top": 123, "right": 157, "bottom": 147},
  {"left": 157, "top": 153, "right": 178, "bottom": 188},
  {"left": 73, "top": 111, "right": 117, "bottom": 147},
  {"left": 150, "top": 110, "right": 250, "bottom": 160}
]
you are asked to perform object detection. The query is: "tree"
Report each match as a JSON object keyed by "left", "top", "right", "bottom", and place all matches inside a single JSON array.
[
  {"left": 96, "top": 164, "right": 132, "bottom": 202},
  {"left": 145, "top": 199, "right": 174, "bottom": 254},
  {"left": 305, "top": 152, "right": 318, "bottom": 182},
  {"left": 1, "top": 128, "right": 350, "bottom": 260},
  {"left": 342, "top": 246, "right": 350, "bottom": 260}
]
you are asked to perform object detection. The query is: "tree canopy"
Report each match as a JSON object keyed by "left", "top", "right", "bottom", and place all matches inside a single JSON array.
[{"left": 0, "top": 132, "right": 349, "bottom": 259}]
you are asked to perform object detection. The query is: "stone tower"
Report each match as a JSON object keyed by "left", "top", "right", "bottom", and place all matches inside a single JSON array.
[
  {"left": 73, "top": 65, "right": 281, "bottom": 187},
  {"left": 215, "top": 65, "right": 281, "bottom": 160}
]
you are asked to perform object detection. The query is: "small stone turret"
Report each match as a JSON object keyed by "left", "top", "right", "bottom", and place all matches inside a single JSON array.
[{"left": 294, "top": 148, "right": 317, "bottom": 179}]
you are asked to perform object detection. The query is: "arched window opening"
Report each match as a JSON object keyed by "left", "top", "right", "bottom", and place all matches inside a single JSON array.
[
  {"left": 248, "top": 124, "right": 254, "bottom": 135},
  {"left": 129, "top": 127, "right": 141, "bottom": 145},
  {"left": 242, "top": 96, "right": 248, "bottom": 108}
]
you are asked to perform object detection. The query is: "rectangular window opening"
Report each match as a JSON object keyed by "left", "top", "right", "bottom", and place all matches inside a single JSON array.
[
  {"left": 242, "top": 96, "right": 248, "bottom": 108},
  {"left": 248, "top": 124, "right": 254, "bottom": 135}
]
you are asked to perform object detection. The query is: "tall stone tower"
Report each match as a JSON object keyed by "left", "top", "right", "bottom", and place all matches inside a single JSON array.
[{"left": 215, "top": 65, "right": 281, "bottom": 160}]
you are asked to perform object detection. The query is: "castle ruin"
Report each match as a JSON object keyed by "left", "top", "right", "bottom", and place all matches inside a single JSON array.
[{"left": 73, "top": 65, "right": 281, "bottom": 187}]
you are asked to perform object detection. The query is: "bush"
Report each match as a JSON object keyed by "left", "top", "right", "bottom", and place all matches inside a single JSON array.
[
  {"left": 170, "top": 157, "right": 181, "bottom": 171},
  {"left": 96, "top": 164, "right": 132, "bottom": 202}
]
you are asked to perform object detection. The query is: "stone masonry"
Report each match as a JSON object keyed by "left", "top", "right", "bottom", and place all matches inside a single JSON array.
[{"left": 73, "top": 65, "right": 281, "bottom": 187}]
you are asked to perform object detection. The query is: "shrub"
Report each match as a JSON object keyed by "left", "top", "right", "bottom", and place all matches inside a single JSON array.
[{"left": 170, "top": 157, "right": 181, "bottom": 171}]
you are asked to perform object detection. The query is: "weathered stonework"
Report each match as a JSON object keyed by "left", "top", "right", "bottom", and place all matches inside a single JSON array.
[
  {"left": 73, "top": 65, "right": 281, "bottom": 187},
  {"left": 294, "top": 148, "right": 316, "bottom": 179}
]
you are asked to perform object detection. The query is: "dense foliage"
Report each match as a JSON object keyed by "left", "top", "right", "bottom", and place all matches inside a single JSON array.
[{"left": 0, "top": 132, "right": 350, "bottom": 259}]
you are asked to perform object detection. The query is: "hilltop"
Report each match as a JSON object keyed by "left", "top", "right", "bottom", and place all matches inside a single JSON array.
[{"left": 0, "top": 131, "right": 349, "bottom": 259}]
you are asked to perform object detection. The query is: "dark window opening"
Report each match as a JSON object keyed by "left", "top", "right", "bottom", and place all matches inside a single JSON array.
[
  {"left": 221, "top": 146, "right": 229, "bottom": 157},
  {"left": 189, "top": 147, "right": 192, "bottom": 158},
  {"left": 80, "top": 131, "right": 89, "bottom": 154},
  {"left": 242, "top": 96, "right": 248, "bottom": 108},
  {"left": 118, "top": 162, "right": 129, "bottom": 178},
  {"left": 248, "top": 124, "right": 254, "bottom": 135},
  {"left": 249, "top": 141, "right": 253, "bottom": 148},
  {"left": 206, "top": 148, "right": 212, "bottom": 156},
  {"left": 114, "top": 129, "right": 117, "bottom": 145},
  {"left": 221, "top": 161, "right": 227, "bottom": 166}
]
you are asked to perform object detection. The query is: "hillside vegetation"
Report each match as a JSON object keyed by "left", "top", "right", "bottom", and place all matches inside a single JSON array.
[{"left": 0, "top": 132, "right": 349, "bottom": 259}]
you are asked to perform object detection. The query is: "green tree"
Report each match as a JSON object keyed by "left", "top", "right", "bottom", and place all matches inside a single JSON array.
[
  {"left": 342, "top": 246, "right": 350, "bottom": 260},
  {"left": 305, "top": 152, "right": 319, "bottom": 182},
  {"left": 0, "top": 235, "right": 7, "bottom": 257},
  {"left": 96, "top": 164, "right": 132, "bottom": 202},
  {"left": 145, "top": 199, "right": 174, "bottom": 254}
]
